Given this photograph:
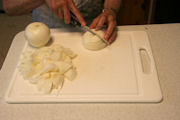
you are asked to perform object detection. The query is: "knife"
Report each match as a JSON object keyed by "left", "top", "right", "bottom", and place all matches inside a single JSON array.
[{"left": 69, "top": 12, "right": 109, "bottom": 45}]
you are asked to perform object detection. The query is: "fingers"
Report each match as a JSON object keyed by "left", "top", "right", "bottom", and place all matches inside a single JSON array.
[
  {"left": 58, "top": 8, "right": 64, "bottom": 19},
  {"left": 89, "top": 9, "right": 117, "bottom": 44},
  {"left": 69, "top": 0, "right": 86, "bottom": 26},
  {"left": 47, "top": 0, "right": 65, "bottom": 18},
  {"left": 89, "top": 17, "right": 100, "bottom": 29},
  {"left": 50, "top": 0, "right": 58, "bottom": 15},
  {"left": 63, "top": 5, "right": 71, "bottom": 24},
  {"left": 104, "top": 15, "right": 116, "bottom": 40},
  {"left": 108, "top": 30, "right": 117, "bottom": 44},
  {"left": 46, "top": 0, "right": 85, "bottom": 25},
  {"left": 96, "top": 15, "right": 106, "bottom": 30},
  {"left": 90, "top": 15, "right": 106, "bottom": 30}
]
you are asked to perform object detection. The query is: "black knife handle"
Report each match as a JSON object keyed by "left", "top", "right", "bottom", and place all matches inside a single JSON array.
[{"left": 70, "top": 12, "right": 81, "bottom": 27}]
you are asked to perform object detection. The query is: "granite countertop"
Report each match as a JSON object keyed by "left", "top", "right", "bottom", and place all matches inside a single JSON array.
[{"left": 0, "top": 23, "right": 180, "bottom": 120}]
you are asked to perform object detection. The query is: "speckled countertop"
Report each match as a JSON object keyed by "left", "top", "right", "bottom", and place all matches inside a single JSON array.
[{"left": 0, "top": 14, "right": 180, "bottom": 120}]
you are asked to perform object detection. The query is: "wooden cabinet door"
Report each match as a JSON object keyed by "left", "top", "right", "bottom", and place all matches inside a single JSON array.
[{"left": 117, "top": 0, "right": 155, "bottom": 25}]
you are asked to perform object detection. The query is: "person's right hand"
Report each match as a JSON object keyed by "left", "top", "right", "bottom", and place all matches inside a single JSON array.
[{"left": 45, "top": 0, "right": 86, "bottom": 25}]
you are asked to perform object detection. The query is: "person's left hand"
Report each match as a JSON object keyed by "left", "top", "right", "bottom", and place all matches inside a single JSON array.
[{"left": 90, "top": 9, "right": 117, "bottom": 44}]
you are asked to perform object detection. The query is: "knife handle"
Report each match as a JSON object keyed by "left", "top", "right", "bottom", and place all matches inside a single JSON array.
[{"left": 70, "top": 12, "right": 81, "bottom": 27}]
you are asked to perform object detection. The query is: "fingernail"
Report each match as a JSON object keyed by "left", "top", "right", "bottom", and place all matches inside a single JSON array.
[
  {"left": 105, "top": 34, "right": 108, "bottom": 40},
  {"left": 109, "top": 40, "right": 112, "bottom": 44},
  {"left": 95, "top": 27, "right": 99, "bottom": 30},
  {"left": 82, "top": 22, "right": 86, "bottom": 26}
]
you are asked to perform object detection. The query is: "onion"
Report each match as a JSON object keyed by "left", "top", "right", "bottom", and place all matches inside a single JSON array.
[
  {"left": 25, "top": 22, "right": 50, "bottom": 47},
  {"left": 83, "top": 29, "right": 107, "bottom": 51}
]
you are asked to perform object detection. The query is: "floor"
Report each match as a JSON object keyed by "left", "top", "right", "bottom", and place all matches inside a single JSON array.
[{"left": 0, "top": 13, "right": 32, "bottom": 69}]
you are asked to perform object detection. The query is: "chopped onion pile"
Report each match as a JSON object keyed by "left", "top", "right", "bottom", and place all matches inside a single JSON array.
[{"left": 18, "top": 44, "right": 77, "bottom": 94}]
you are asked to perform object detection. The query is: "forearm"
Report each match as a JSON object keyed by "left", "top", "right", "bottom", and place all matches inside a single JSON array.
[
  {"left": 104, "top": 0, "right": 122, "bottom": 14},
  {"left": 3, "top": 0, "right": 45, "bottom": 15}
]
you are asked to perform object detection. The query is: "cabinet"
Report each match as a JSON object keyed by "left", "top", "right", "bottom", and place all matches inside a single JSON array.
[{"left": 117, "top": 0, "right": 155, "bottom": 25}]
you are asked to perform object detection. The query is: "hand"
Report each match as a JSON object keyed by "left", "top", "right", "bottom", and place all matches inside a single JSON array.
[
  {"left": 90, "top": 9, "right": 117, "bottom": 44},
  {"left": 45, "top": 0, "right": 86, "bottom": 25}
]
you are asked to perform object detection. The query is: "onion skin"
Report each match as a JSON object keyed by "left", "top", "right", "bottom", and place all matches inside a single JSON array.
[{"left": 25, "top": 22, "right": 50, "bottom": 48}]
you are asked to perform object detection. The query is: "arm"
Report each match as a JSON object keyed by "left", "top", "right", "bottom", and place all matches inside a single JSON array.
[
  {"left": 3, "top": 0, "right": 86, "bottom": 25},
  {"left": 2, "top": 0, "right": 44, "bottom": 15},
  {"left": 90, "top": 0, "right": 122, "bottom": 43},
  {"left": 45, "top": 0, "right": 86, "bottom": 25},
  {"left": 104, "top": 0, "right": 121, "bottom": 13}
]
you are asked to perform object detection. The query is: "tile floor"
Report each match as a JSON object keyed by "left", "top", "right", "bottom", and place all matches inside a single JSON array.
[{"left": 0, "top": 13, "right": 32, "bottom": 69}]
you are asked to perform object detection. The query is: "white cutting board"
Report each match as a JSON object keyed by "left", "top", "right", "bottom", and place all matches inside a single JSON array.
[{"left": 4, "top": 30, "right": 162, "bottom": 103}]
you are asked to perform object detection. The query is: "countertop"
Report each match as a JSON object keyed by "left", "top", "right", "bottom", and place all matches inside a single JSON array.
[{"left": 0, "top": 23, "right": 180, "bottom": 120}]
